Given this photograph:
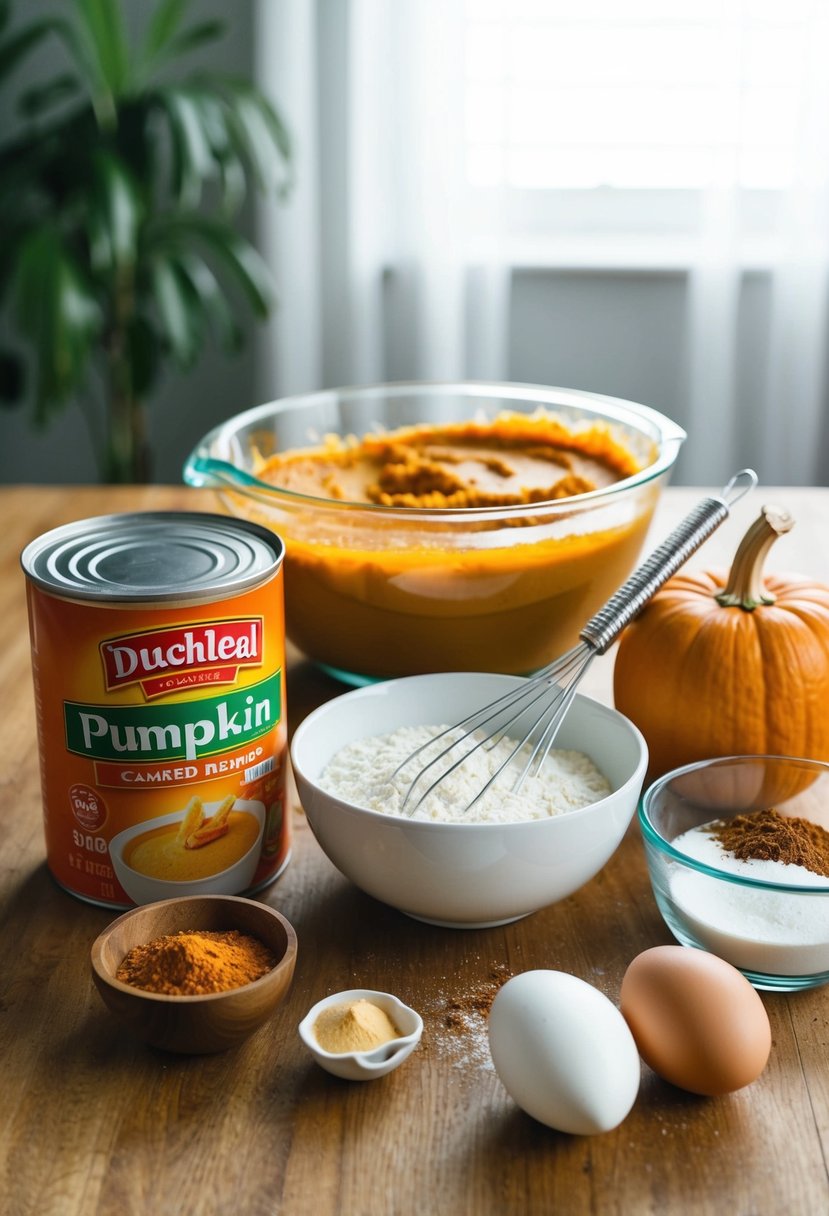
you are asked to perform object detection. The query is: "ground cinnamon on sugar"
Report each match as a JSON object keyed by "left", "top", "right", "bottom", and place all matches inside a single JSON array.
[
  {"left": 116, "top": 929, "right": 277, "bottom": 995},
  {"left": 712, "top": 807, "right": 829, "bottom": 878}
]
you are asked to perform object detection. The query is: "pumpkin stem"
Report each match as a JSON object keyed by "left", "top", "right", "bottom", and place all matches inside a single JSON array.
[{"left": 715, "top": 505, "right": 794, "bottom": 610}]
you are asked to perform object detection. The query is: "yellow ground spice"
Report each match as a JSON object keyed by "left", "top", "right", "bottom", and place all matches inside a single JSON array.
[
  {"left": 313, "top": 998, "right": 400, "bottom": 1053},
  {"left": 116, "top": 929, "right": 277, "bottom": 995}
]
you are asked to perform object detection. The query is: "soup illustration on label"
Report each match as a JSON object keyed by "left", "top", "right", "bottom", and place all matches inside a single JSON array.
[{"left": 21, "top": 512, "right": 290, "bottom": 908}]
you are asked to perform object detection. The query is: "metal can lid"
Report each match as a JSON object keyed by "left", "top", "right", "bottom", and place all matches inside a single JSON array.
[{"left": 21, "top": 512, "right": 284, "bottom": 603}]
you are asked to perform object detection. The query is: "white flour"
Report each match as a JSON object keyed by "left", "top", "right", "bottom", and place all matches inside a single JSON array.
[
  {"left": 318, "top": 724, "right": 611, "bottom": 824},
  {"left": 668, "top": 824, "right": 829, "bottom": 977}
]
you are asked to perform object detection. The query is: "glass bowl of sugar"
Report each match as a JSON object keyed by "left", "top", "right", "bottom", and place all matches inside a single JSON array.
[{"left": 640, "top": 754, "right": 829, "bottom": 991}]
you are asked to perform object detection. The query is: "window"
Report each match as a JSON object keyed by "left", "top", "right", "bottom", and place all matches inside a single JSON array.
[{"left": 464, "top": 0, "right": 812, "bottom": 193}]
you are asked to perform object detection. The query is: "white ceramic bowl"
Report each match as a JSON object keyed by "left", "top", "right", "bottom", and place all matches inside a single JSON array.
[
  {"left": 291, "top": 672, "right": 648, "bottom": 928},
  {"left": 110, "top": 799, "right": 265, "bottom": 905},
  {"left": 298, "top": 989, "right": 423, "bottom": 1080}
]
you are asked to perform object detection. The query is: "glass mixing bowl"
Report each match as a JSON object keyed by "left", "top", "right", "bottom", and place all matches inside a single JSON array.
[
  {"left": 184, "top": 381, "right": 685, "bottom": 684},
  {"left": 640, "top": 755, "right": 829, "bottom": 992}
]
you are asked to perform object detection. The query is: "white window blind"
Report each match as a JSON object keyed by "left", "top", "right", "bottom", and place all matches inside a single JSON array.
[{"left": 464, "top": 0, "right": 813, "bottom": 192}]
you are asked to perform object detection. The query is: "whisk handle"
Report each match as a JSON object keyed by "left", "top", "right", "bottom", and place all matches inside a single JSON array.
[{"left": 580, "top": 469, "right": 758, "bottom": 653}]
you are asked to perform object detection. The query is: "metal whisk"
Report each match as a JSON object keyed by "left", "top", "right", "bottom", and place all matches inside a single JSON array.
[{"left": 398, "top": 468, "right": 758, "bottom": 817}]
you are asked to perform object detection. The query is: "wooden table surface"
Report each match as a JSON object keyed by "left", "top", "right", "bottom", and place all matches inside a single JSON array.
[{"left": 2, "top": 482, "right": 829, "bottom": 1216}]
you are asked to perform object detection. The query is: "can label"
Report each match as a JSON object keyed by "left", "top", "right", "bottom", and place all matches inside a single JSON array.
[{"left": 26, "top": 561, "right": 289, "bottom": 908}]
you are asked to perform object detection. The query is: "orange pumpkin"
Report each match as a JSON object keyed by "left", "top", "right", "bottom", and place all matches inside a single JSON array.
[{"left": 613, "top": 505, "right": 829, "bottom": 782}]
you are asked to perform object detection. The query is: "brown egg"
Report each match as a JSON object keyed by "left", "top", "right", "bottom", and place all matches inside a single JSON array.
[{"left": 620, "top": 946, "right": 771, "bottom": 1096}]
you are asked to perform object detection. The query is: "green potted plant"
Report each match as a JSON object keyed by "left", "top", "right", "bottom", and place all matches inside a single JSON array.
[{"left": 0, "top": 0, "right": 291, "bottom": 482}]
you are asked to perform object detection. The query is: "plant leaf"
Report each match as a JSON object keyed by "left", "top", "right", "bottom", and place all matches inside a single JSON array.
[
  {"left": 73, "top": 0, "right": 130, "bottom": 99},
  {"left": 222, "top": 91, "right": 284, "bottom": 195},
  {"left": 17, "top": 74, "right": 81, "bottom": 118},
  {"left": 217, "top": 152, "right": 247, "bottom": 215},
  {"left": 0, "top": 12, "right": 113, "bottom": 119},
  {"left": 180, "top": 88, "right": 248, "bottom": 214},
  {"left": 151, "top": 214, "right": 275, "bottom": 318},
  {"left": 149, "top": 253, "right": 199, "bottom": 367},
  {"left": 138, "top": 0, "right": 188, "bottom": 73},
  {"left": 90, "top": 149, "right": 142, "bottom": 271},
  {"left": 195, "top": 77, "right": 293, "bottom": 200},
  {"left": 0, "top": 107, "right": 103, "bottom": 262},
  {"left": 137, "top": 15, "right": 225, "bottom": 86},
  {"left": 188, "top": 89, "right": 228, "bottom": 153},
  {"left": 251, "top": 90, "right": 293, "bottom": 179},
  {"left": 171, "top": 251, "right": 241, "bottom": 352},
  {"left": 52, "top": 18, "right": 108, "bottom": 105},
  {"left": 166, "top": 19, "right": 225, "bottom": 63},
  {"left": 12, "top": 225, "right": 101, "bottom": 422},
  {"left": 158, "top": 87, "right": 215, "bottom": 207},
  {"left": 0, "top": 19, "right": 56, "bottom": 82}
]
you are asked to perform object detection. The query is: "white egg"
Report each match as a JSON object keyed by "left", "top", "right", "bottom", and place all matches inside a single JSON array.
[{"left": 489, "top": 970, "right": 640, "bottom": 1135}]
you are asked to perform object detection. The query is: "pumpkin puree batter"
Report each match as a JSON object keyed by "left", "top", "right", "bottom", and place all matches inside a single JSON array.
[
  {"left": 239, "top": 412, "right": 657, "bottom": 679},
  {"left": 257, "top": 414, "right": 634, "bottom": 508}
]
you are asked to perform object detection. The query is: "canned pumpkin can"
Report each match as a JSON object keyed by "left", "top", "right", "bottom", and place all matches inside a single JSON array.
[{"left": 21, "top": 512, "right": 290, "bottom": 908}]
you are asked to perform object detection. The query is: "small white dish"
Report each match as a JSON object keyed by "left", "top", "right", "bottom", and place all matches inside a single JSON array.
[{"left": 298, "top": 988, "right": 423, "bottom": 1081}]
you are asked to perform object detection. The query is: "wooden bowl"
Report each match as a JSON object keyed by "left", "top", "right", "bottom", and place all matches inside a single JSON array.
[{"left": 90, "top": 895, "right": 298, "bottom": 1053}]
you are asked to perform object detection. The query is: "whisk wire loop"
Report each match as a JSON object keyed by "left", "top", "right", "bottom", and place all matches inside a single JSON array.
[
  {"left": 396, "top": 664, "right": 560, "bottom": 813},
  {"left": 398, "top": 469, "right": 758, "bottom": 818},
  {"left": 515, "top": 650, "right": 594, "bottom": 790}
]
